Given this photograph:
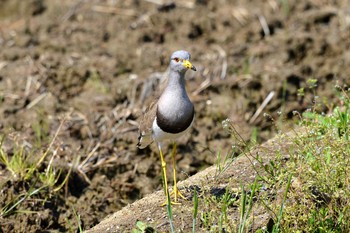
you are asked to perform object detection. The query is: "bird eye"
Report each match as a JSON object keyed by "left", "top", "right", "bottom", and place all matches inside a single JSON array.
[{"left": 173, "top": 57, "right": 180, "bottom": 62}]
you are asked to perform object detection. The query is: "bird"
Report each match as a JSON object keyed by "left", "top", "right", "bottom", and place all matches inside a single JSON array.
[{"left": 137, "top": 50, "right": 196, "bottom": 205}]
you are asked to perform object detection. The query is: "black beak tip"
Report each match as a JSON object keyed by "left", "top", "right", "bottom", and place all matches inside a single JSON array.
[{"left": 191, "top": 66, "right": 197, "bottom": 71}]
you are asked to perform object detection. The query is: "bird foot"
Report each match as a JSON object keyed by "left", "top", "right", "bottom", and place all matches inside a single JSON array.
[
  {"left": 160, "top": 186, "right": 187, "bottom": 206},
  {"left": 170, "top": 185, "right": 187, "bottom": 202}
]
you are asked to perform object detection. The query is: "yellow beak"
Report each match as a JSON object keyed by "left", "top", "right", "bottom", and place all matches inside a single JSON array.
[{"left": 182, "top": 60, "right": 196, "bottom": 71}]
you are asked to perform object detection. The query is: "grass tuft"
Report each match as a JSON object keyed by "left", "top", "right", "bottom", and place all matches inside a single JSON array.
[{"left": 194, "top": 86, "right": 350, "bottom": 232}]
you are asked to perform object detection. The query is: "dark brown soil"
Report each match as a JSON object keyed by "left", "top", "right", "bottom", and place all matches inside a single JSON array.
[{"left": 0, "top": 0, "right": 349, "bottom": 232}]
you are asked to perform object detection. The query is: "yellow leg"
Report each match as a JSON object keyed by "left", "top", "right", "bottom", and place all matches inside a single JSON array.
[
  {"left": 170, "top": 142, "right": 186, "bottom": 203},
  {"left": 159, "top": 144, "right": 180, "bottom": 206},
  {"left": 158, "top": 144, "right": 169, "bottom": 200}
]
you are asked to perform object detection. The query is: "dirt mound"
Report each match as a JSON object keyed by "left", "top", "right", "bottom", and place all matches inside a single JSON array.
[{"left": 85, "top": 129, "right": 295, "bottom": 232}]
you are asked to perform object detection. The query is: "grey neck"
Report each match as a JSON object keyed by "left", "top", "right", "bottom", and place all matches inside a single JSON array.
[{"left": 166, "top": 69, "right": 187, "bottom": 90}]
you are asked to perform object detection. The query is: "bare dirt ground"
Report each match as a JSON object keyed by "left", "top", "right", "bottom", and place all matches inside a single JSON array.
[{"left": 0, "top": 0, "right": 350, "bottom": 232}]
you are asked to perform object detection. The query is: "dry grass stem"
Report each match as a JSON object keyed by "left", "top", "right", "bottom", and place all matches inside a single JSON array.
[{"left": 250, "top": 91, "right": 275, "bottom": 123}]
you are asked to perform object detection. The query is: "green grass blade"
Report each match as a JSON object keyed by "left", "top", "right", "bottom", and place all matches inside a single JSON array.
[{"left": 192, "top": 187, "right": 198, "bottom": 233}]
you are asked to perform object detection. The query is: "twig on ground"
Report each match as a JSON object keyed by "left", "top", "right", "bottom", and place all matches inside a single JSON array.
[
  {"left": 35, "top": 116, "right": 66, "bottom": 168},
  {"left": 92, "top": 5, "right": 137, "bottom": 17},
  {"left": 143, "top": 0, "right": 164, "bottom": 5},
  {"left": 0, "top": 62, "right": 8, "bottom": 71},
  {"left": 26, "top": 93, "right": 48, "bottom": 109},
  {"left": 79, "top": 143, "right": 101, "bottom": 172},
  {"left": 144, "top": 0, "right": 195, "bottom": 8},
  {"left": 258, "top": 14, "right": 270, "bottom": 36},
  {"left": 193, "top": 77, "right": 211, "bottom": 96},
  {"left": 213, "top": 45, "right": 228, "bottom": 80},
  {"left": 130, "top": 13, "right": 152, "bottom": 29},
  {"left": 61, "top": 0, "right": 85, "bottom": 22},
  {"left": 25, "top": 75, "right": 33, "bottom": 97},
  {"left": 250, "top": 91, "right": 275, "bottom": 123},
  {"left": 232, "top": 7, "right": 249, "bottom": 25}
]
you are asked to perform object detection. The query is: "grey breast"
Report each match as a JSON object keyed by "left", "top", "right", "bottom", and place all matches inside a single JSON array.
[{"left": 156, "top": 105, "right": 194, "bottom": 134}]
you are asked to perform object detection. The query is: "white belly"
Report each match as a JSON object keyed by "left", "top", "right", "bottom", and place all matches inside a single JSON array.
[{"left": 152, "top": 116, "right": 194, "bottom": 144}]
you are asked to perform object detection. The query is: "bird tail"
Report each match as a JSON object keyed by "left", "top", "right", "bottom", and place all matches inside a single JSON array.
[{"left": 137, "top": 132, "right": 153, "bottom": 149}]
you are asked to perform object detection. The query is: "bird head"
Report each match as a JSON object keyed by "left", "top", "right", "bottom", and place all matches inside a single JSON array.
[{"left": 170, "top": 50, "right": 196, "bottom": 73}]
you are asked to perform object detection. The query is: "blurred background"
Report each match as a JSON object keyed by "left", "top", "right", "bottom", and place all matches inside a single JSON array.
[{"left": 0, "top": 0, "right": 349, "bottom": 231}]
